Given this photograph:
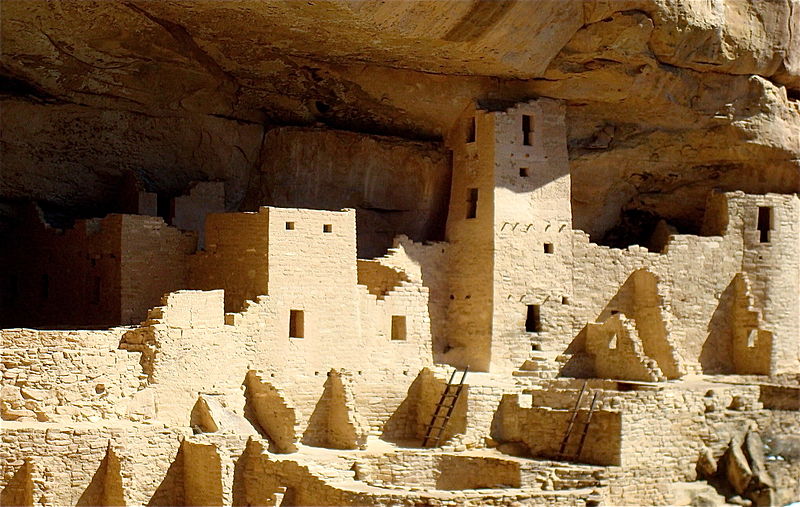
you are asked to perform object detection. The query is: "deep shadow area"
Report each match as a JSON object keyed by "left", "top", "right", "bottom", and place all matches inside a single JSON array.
[
  {"left": 76, "top": 448, "right": 125, "bottom": 507},
  {"left": 147, "top": 446, "right": 184, "bottom": 507},
  {"left": 701, "top": 276, "right": 737, "bottom": 374},
  {"left": 0, "top": 460, "right": 33, "bottom": 507}
]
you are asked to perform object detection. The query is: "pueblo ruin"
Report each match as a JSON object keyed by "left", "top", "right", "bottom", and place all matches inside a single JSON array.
[{"left": 1, "top": 2, "right": 799, "bottom": 506}]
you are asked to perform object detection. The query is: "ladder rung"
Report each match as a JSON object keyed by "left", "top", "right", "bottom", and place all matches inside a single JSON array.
[{"left": 422, "top": 366, "right": 469, "bottom": 448}]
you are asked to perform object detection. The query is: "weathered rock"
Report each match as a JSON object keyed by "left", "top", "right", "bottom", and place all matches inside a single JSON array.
[
  {"left": 743, "top": 431, "right": 777, "bottom": 506},
  {"left": 697, "top": 446, "right": 718, "bottom": 479},
  {"left": 724, "top": 435, "right": 754, "bottom": 495}
]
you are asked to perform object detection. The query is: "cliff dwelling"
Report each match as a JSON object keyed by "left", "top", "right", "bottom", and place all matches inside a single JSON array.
[{"left": 1, "top": 1, "right": 799, "bottom": 506}]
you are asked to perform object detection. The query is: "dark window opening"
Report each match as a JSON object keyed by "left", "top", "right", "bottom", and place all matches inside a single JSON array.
[
  {"left": 543, "top": 243, "right": 554, "bottom": 254},
  {"left": 466, "top": 117, "right": 476, "bottom": 143},
  {"left": 757, "top": 206, "right": 772, "bottom": 243},
  {"left": 391, "top": 315, "right": 407, "bottom": 341},
  {"left": 157, "top": 193, "right": 173, "bottom": 225},
  {"left": 561, "top": 296, "right": 569, "bottom": 305},
  {"left": 289, "top": 310, "right": 304, "bottom": 338},
  {"left": 285, "top": 222, "right": 295, "bottom": 230},
  {"left": 40, "top": 274, "right": 49, "bottom": 300},
  {"left": 519, "top": 167, "right": 529, "bottom": 177},
  {"left": 466, "top": 188, "right": 479, "bottom": 219},
  {"left": 91, "top": 276, "right": 101, "bottom": 305},
  {"left": 525, "top": 304, "right": 542, "bottom": 333},
  {"left": 522, "top": 114, "right": 533, "bottom": 146},
  {"left": 323, "top": 224, "right": 333, "bottom": 233}
]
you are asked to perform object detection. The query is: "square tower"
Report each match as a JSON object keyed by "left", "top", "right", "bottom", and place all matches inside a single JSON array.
[{"left": 443, "top": 99, "right": 572, "bottom": 372}]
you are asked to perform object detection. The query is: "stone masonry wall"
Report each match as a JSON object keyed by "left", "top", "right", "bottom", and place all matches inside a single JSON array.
[{"left": 1, "top": 328, "right": 146, "bottom": 423}]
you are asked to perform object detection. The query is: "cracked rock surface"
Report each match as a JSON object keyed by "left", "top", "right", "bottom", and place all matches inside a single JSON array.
[{"left": 1, "top": 0, "right": 798, "bottom": 241}]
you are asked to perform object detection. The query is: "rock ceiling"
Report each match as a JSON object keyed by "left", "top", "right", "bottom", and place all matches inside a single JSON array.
[{"left": 1, "top": 0, "right": 799, "bottom": 239}]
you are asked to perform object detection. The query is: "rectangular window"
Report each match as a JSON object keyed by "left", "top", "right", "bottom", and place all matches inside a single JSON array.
[
  {"left": 391, "top": 315, "right": 407, "bottom": 341},
  {"left": 525, "top": 304, "right": 541, "bottom": 333},
  {"left": 543, "top": 243, "right": 554, "bottom": 254},
  {"left": 519, "top": 167, "right": 529, "bottom": 177},
  {"left": 289, "top": 310, "right": 304, "bottom": 338},
  {"left": 522, "top": 114, "right": 533, "bottom": 146},
  {"left": 757, "top": 206, "right": 772, "bottom": 243},
  {"left": 323, "top": 224, "right": 333, "bottom": 233},
  {"left": 466, "top": 117, "right": 476, "bottom": 143},
  {"left": 466, "top": 188, "right": 479, "bottom": 219},
  {"left": 285, "top": 221, "right": 295, "bottom": 230},
  {"left": 91, "top": 276, "right": 101, "bottom": 305},
  {"left": 157, "top": 193, "right": 173, "bottom": 225},
  {"left": 40, "top": 274, "right": 49, "bottom": 300}
]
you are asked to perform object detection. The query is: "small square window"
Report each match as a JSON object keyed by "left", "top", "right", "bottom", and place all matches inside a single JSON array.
[
  {"left": 519, "top": 168, "right": 529, "bottom": 177},
  {"left": 544, "top": 243, "right": 554, "bottom": 254},
  {"left": 561, "top": 296, "right": 569, "bottom": 305},
  {"left": 323, "top": 224, "right": 333, "bottom": 233},
  {"left": 525, "top": 305, "right": 541, "bottom": 333},
  {"left": 391, "top": 315, "right": 407, "bottom": 341},
  {"left": 285, "top": 222, "right": 295, "bottom": 230},
  {"left": 289, "top": 310, "right": 304, "bottom": 338}
]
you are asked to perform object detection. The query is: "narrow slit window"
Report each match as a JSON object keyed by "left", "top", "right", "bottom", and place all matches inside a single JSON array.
[
  {"left": 157, "top": 194, "right": 173, "bottom": 225},
  {"left": 40, "top": 274, "right": 49, "bottom": 300},
  {"left": 391, "top": 315, "right": 407, "bottom": 341},
  {"left": 757, "top": 206, "right": 772, "bottom": 243},
  {"left": 519, "top": 167, "right": 529, "bottom": 177},
  {"left": 466, "top": 117, "right": 476, "bottom": 143},
  {"left": 543, "top": 243, "right": 554, "bottom": 254},
  {"left": 285, "top": 221, "right": 295, "bottom": 230},
  {"left": 525, "top": 304, "right": 541, "bottom": 333},
  {"left": 522, "top": 114, "right": 533, "bottom": 146},
  {"left": 747, "top": 329, "right": 758, "bottom": 348},
  {"left": 91, "top": 276, "right": 101, "bottom": 305},
  {"left": 323, "top": 224, "right": 333, "bottom": 233},
  {"left": 289, "top": 310, "right": 304, "bottom": 338},
  {"left": 466, "top": 188, "right": 479, "bottom": 219}
]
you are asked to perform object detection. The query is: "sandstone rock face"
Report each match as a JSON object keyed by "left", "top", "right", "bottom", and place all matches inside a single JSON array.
[
  {"left": 242, "top": 127, "right": 450, "bottom": 256},
  {"left": 1, "top": 0, "right": 798, "bottom": 239}
]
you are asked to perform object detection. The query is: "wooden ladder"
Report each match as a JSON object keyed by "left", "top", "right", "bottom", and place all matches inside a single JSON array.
[
  {"left": 575, "top": 392, "right": 598, "bottom": 460},
  {"left": 421, "top": 366, "right": 468, "bottom": 448},
  {"left": 557, "top": 380, "right": 598, "bottom": 461}
]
